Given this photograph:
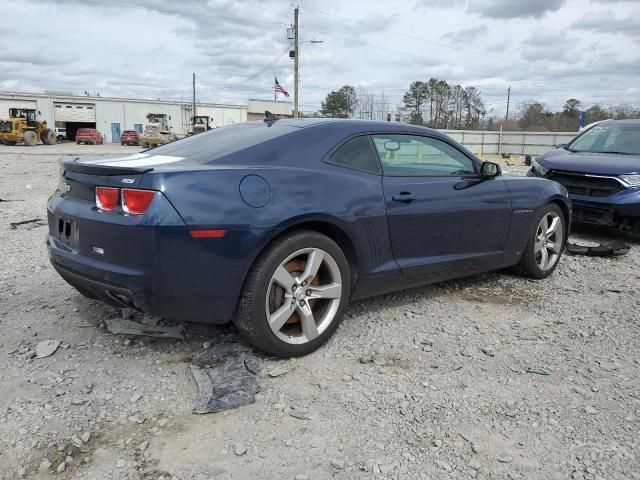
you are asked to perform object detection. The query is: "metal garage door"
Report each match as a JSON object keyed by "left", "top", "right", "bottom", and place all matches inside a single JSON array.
[
  {"left": 53, "top": 103, "right": 96, "bottom": 122},
  {"left": 0, "top": 99, "right": 37, "bottom": 118}
]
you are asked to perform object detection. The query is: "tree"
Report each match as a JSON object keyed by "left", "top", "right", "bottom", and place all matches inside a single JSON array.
[
  {"left": 321, "top": 85, "right": 358, "bottom": 118},
  {"left": 448, "top": 85, "right": 467, "bottom": 129},
  {"left": 464, "top": 86, "right": 485, "bottom": 129},
  {"left": 402, "top": 81, "right": 427, "bottom": 124},
  {"left": 518, "top": 101, "right": 548, "bottom": 130}
]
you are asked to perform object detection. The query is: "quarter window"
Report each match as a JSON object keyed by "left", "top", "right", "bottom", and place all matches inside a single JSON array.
[
  {"left": 371, "top": 134, "right": 476, "bottom": 177},
  {"left": 327, "top": 135, "right": 381, "bottom": 174}
]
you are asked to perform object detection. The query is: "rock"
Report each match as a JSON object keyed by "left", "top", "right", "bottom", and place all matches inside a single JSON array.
[
  {"left": 480, "top": 347, "right": 495, "bottom": 357},
  {"left": 116, "top": 459, "right": 126, "bottom": 468},
  {"left": 70, "top": 397, "right": 86, "bottom": 406},
  {"left": 331, "top": 458, "right": 345, "bottom": 469},
  {"left": 585, "top": 406, "right": 598, "bottom": 415},
  {"left": 233, "top": 442, "right": 247, "bottom": 456},
  {"left": 359, "top": 352, "right": 375, "bottom": 363},
  {"left": 17, "top": 467, "right": 27, "bottom": 478},
  {"left": 380, "top": 463, "right": 395, "bottom": 474},
  {"left": 157, "top": 418, "right": 169, "bottom": 427},
  {"left": 35, "top": 340, "right": 61, "bottom": 359},
  {"left": 295, "top": 475, "right": 309, "bottom": 480},
  {"left": 136, "top": 441, "right": 149, "bottom": 453},
  {"left": 71, "top": 434, "right": 83, "bottom": 448},
  {"left": 498, "top": 455, "right": 513, "bottom": 463},
  {"left": 435, "top": 460, "right": 452, "bottom": 471},
  {"left": 469, "top": 458, "right": 482, "bottom": 470},
  {"left": 80, "top": 432, "right": 91, "bottom": 443},
  {"left": 128, "top": 414, "right": 145, "bottom": 424},
  {"left": 56, "top": 461, "right": 66, "bottom": 474},
  {"left": 130, "top": 393, "right": 143, "bottom": 403},
  {"left": 267, "top": 365, "right": 289, "bottom": 377},
  {"left": 39, "top": 459, "right": 52, "bottom": 472}
]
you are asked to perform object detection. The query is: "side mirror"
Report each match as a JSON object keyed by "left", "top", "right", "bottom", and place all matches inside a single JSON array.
[{"left": 481, "top": 161, "right": 501, "bottom": 178}]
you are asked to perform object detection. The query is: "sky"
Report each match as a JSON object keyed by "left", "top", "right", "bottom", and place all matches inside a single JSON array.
[{"left": 1, "top": 0, "right": 639, "bottom": 117}]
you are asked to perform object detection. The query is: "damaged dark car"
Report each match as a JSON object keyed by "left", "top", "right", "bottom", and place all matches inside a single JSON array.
[
  {"left": 528, "top": 119, "right": 640, "bottom": 236},
  {"left": 48, "top": 119, "right": 570, "bottom": 357}
]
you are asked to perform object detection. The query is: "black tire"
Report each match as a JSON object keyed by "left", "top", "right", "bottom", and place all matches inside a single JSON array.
[
  {"left": 235, "top": 230, "right": 351, "bottom": 357},
  {"left": 513, "top": 203, "right": 567, "bottom": 279},
  {"left": 42, "top": 129, "right": 55, "bottom": 145}
]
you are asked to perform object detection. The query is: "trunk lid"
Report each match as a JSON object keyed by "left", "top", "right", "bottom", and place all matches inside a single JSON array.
[{"left": 59, "top": 152, "right": 188, "bottom": 201}]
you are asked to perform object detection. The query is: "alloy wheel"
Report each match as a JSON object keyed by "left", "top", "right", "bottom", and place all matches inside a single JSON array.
[
  {"left": 265, "top": 248, "right": 342, "bottom": 345},
  {"left": 535, "top": 211, "right": 564, "bottom": 271}
]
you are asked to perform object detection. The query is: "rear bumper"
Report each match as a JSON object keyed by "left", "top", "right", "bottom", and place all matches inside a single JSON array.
[{"left": 47, "top": 191, "right": 270, "bottom": 324}]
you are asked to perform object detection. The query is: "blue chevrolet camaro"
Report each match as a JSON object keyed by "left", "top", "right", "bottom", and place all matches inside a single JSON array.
[
  {"left": 48, "top": 118, "right": 570, "bottom": 357},
  {"left": 528, "top": 119, "right": 640, "bottom": 236}
]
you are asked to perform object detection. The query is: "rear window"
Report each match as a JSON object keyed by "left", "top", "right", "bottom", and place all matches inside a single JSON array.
[
  {"left": 150, "top": 122, "right": 299, "bottom": 164},
  {"left": 78, "top": 128, "right": 90, "bottom": 134},
  {"left": 123, "top": 130, "right": 136, "bottom": 134}
]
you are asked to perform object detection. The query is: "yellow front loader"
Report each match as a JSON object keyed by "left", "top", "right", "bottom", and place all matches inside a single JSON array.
[{"left": 0, "top": 108, "right": 56, "bottom": 146}]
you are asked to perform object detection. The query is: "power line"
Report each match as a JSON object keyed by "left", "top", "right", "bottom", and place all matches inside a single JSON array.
[{"left": 298, "top": 4, "right": 534, "bottom": 70}]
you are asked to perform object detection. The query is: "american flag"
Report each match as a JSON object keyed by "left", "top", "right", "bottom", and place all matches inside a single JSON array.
[{"left": 274, "top": 77, "right": 290, "bottom": 97}]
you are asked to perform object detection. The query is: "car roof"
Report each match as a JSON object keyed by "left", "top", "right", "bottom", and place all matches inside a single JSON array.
[
  {"left": 256, "top": 117, "right": 449, "bottom": 138},
  {"left": 598, "top": 119, "right": 640, "bottom": 126}
]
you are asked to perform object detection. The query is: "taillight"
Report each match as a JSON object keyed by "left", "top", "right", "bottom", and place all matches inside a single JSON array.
[
  {"left": 122, "top": 189, "right": 155, "bottom": 215},
  {"left": 95, "top": 186, "right": 119, "bottom": 211}
]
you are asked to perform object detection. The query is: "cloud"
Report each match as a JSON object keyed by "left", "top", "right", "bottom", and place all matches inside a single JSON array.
[
  {"left": 441, "top": 26, "right": 488, "bottom": 43},
  {"left": 572, "top": 11, "right": 640, "bottom": 38},
  {"left": 414, "top": 0, "right": 466, "bottom": 8},
  {"left": 467, "top": 0, "right": 566, "bottom": 18},
  {"left": 1, "top": 0, "right": 639, "bottom": 113}
]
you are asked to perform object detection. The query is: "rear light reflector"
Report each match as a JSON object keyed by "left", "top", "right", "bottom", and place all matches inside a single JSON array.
[
  {"left": 122, "top": 189, "right": 156, "bottom": 215},
  {"left": 190, "top": 229, "right": 227, "bottom": 238},
  {"left": 95, "top": 186, "right": 119, "bottom": 211}
]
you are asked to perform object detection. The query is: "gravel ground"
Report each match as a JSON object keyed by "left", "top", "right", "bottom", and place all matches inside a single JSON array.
[{"left": 1, "top": 144, "right": 639, "bottom": 480}]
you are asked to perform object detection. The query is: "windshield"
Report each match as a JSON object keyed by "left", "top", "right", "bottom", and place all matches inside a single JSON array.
[{"left": 568, "top": 123, "right": 640, "bottom": 155}]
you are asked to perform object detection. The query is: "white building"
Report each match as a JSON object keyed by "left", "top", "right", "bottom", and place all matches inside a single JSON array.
[{"left": 0, "top": 91, "right": 292, "bottom": 143}]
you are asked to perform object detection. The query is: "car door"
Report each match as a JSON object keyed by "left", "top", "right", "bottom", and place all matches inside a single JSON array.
[{"left": 371, "top": 133, "right": 512, "bottom": 278}]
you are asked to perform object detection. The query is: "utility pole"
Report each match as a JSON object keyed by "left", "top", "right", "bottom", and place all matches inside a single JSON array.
[
  {"left": 192, "top": 72, "right": 196, "bottom": 129},
  {"left": 505, "top": 86, "right": 511, "bottom": 126},
  {"left": 293, "top": 6, "right": 299, "bottom": 118}
]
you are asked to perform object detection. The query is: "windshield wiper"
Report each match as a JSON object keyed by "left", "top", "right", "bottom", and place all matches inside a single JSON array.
[{"left": 563, "top": 146, "right": 576, "bottom": 152}]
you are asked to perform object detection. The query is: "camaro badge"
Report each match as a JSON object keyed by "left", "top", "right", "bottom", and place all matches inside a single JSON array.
[{"left": 121, "top": 178, "right": 135, "bottom": 184}]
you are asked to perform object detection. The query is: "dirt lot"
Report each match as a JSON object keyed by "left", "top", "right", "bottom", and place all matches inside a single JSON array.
[{"left": 1, "top": 143, "right": 639, "bottom": 480}]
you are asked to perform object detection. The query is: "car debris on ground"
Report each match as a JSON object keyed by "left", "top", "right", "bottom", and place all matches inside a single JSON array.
[
  {"left": 190, "top": 335, "right": 262, "bottom": 414},
  {"left": 104, "top": 310, "right": 185, "bottom": 340},
  {"left": 566, "top": 240, "right": 630, "bottom": 257}
]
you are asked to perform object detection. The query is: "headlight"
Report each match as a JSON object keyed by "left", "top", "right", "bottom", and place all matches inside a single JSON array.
[
  {"left": 620, "top": 174, "right": 640, "bottom": 187},
  {"left": 531, "top": 158, "right": 549, "bottom": 176}
]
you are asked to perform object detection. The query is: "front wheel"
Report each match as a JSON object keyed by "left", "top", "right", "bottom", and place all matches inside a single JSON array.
[
  {"left": 514, "top": 204, "right": 567, "bottom": 279},
  {"left": 235, "top": 231, "right": 351, "bottom": 357}
]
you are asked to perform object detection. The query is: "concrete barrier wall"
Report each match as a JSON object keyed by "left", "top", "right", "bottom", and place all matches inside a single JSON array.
[{"left": 440, "top": 129, "right": 580, "bottom": 156}]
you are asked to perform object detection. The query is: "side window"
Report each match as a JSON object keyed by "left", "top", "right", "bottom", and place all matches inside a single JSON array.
[
  {"left": 371, "top": 134, "right": 476, "bottom": 177},
  {"left": 327, "top": 135, "right": 381, "bottom": 175}
]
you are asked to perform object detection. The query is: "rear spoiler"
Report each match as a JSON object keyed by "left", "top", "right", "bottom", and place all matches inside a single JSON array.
[{"left": 60, "top": 156, "right": 153, "bottom": 176}]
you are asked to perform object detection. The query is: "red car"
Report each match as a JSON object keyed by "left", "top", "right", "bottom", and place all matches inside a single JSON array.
[
  {"left": 120, "top": 130, "right": 139, "bottom": 146},
  {"left": 76, "top": 128, "right": 104, "bottom": 145}
]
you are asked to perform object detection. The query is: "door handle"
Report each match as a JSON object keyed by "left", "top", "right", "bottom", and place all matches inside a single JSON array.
[{"left": 392, "top": 192, "right": 416, "bottom": 203}]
